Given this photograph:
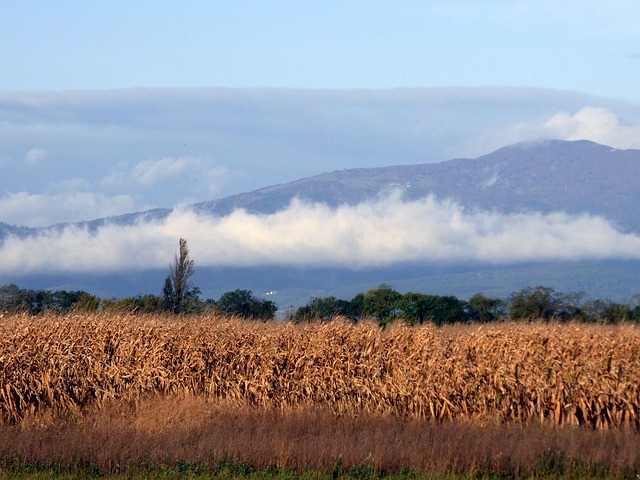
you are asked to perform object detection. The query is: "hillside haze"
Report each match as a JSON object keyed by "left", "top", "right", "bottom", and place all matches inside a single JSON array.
[
  {"left": 2, "top": 139, "right": 640, "bottom": 304},
  {"left": 193, "top": 139, "right": 640, "bottom": 232}
]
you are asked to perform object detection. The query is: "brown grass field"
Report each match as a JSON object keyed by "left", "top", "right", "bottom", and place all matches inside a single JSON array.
[{"left": 1, "top": 313, "right": 639, "bottom": 477}]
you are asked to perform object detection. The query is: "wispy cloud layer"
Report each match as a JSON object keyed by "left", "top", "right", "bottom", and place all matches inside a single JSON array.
[
  {"left": 2, "top": 195, "right": 639, "bottom": 274},
  {"left": 24, "top": 148, "right": 48, "bottom": 166},
  {"left": 0, "top": 191, "right": 137, "bottom": 227}
]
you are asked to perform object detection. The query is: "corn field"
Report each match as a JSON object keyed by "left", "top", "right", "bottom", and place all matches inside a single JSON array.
[{"left": 0, "top": 312, "right": 638, "bottom": 429}]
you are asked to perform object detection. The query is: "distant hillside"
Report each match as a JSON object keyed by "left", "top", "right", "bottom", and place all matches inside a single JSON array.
[
  {"left": 193, "top": 140, "right": 640, "bottom": 232},
  {"left": 2, "top": 139, "right": 637, "bottom": 235}
]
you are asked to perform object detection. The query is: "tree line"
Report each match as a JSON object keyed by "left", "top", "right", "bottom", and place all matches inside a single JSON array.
[
  {"left": 0, "top": 282, "right": 277, "bottom": 318},
  {"left": 2, "top": 280, "right": 638, "bottom": 325},
  {"left": 1, "top": 239, "right": 639, "bottom": 324},
  {"left": 291, "top": 284, "right": 640, "bottom": 325},
  {"left": 0, "top": 239, "right": 277, "bottom": 319}
]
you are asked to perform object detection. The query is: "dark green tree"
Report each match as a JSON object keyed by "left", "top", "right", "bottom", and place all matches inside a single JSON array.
[
  {"left": 0, "top": 284, "right": 98, "bottom": 314},
  {"left": 0, "top": 284, "right": 33, "bottom": 313},
  {"left": 466, "top": 293, "right": 505, "bottom": 323},
  {"left": 362, "top": 284, "right": 402, "bottom": 326},
  {"left": 349, "top": 293, "right": 365, "bottom": 322},
  {"left": 215, "top": 289, "right": 277, "bottom": 320},
  {"left": 294, "top": 296, "right": 353, "bottom": 322},
  {"left": 508, "top": 286, "right": 573, "bottom": 321},
  {"left": 602, "top": 302, "right": 633, "bottom": 324},
  {"left": 395, "top": 292, "right": 433, "bottom": 325},
  {"left": 430, "top": 295, "right": 467, "bottom": 326},
  {"left": 72, "top": 292, "right": 101, "bottom": 313},
  {"left": 103, "top": 295, "right": 165, "bottom": 314},
  {"left": 396, "top": 292, "right": 467, "bottom": 326}
]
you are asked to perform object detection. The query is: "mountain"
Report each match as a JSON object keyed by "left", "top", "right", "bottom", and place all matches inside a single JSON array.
[
  {"left": 5, "top": 139, "right": 635, "bottom": 234},
  {"left": 2, "top": 139, "right": 640, "bottom": 305},
  {"left": 0, "top": 221, "right": 37, "bottom": 239},
  {"left": 193, "top": 139, "right": 640, "bottom": 232}
]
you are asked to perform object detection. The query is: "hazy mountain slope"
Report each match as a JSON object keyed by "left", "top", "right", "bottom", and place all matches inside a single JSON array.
[
  {"left": 0, "top": 222, "right": 35, "bottom": 239},
  {"left": 2, "top": 139, "right": 638, "bottom": 235},
  {"left": 193, "top": 140, "right": 640, "bottom": 232}
]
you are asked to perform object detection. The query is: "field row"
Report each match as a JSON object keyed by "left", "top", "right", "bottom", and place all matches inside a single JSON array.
[{"left": 1, "top": 313, "right": 638, "bottom": 429}]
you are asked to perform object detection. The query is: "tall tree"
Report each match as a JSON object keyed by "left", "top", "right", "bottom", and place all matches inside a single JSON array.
[{"left": 164, "top": 238, "right": 196, "bottom": 314}]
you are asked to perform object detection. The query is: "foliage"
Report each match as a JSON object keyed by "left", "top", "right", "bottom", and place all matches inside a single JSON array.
[
  {"left": 466, "top": 293, "right": 505, "bottom": 323},
  {"left": 394, "top": 292, "right": 468, "bottom": 326},
  {"left": 71, "top": 292, "right": 101, "bottom": 313},
  {"left": 102, "top": 294, "right": 166, "bottom": 314},
  {"left": 2, "top": 272, "right": 639, "bottom": 325},
  {"left": 296, "top": 290, "right": 470, "bottom": 326},
  {"left": 362, "top": 284, "right": 402, "bottom": 325},
  {"left": 294, "top": 296, "right": 354, "bottom": 322},
  {"left": 214, "top": 289, "right": 277, "bottom": 320},
  {"left": 508, "top": 285, "right": 570, "bottom": 320},
  {"left": 163, "top": 238, "right": 199, "bottom": 314},
  {"left": 0, "top": 283, "right": 98, "bottom": 315}
]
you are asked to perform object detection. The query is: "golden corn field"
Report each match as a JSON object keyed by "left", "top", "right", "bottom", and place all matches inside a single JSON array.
[{"left": 1, "top": 312, "right": 638, "bottom": 429}]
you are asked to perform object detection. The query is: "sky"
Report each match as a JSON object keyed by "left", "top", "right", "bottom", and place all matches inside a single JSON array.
[
  {"left": 1, "top": 1, "right": 640, "bottom": 276},
  {"left": 1, "top": 1, "right": 639, "bottom": 97}
]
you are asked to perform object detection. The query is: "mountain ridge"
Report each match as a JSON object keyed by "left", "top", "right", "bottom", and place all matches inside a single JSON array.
[
  {"left": 2, "top": 139, "right": 637, "bottom": 234},
  {"left": 190, "top": 139, "right": 640, "bottom": 232}
]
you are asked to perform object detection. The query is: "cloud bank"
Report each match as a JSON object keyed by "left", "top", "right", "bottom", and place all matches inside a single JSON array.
[{"left": 2, "top": 195, "right": 639, "bottom": 275}]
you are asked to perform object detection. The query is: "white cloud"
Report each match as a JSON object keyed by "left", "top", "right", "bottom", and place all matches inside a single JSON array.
[
  {"left": 542, "top": 107, "right": 640, "bottom": 149},
  {"left": 131, "top": 157, "right": 201, "bottom": 186},
  {"left": 101, "top": 156, "right": 231, "bottom": 204},
  {"left": 24, "top": 148, "right": 48, "bottom": 165},
  {"left": 1, "top": 195, "right": 639, "bottom": 274},
  {"left": 0, "top": 191, "right": 137, "bottom": 227},
  {"left": 476, "top": 106, "right": 640, "bottom": 154}
]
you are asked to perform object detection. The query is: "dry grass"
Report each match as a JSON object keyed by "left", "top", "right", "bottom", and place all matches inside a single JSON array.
[
  {"left": 1, "top": 312, "right": 639, "bottom": 430},
  {"left": 2, "top": 394, "right": 639, "bottom": 477}
]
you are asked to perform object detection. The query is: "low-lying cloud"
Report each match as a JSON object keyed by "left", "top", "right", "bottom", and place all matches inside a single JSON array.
[
  {"left": 0, "top": 191, "right": 138, "bottom": 227},
  {"left": 2, "top": 194, "right": 639, "bottom": 275}
]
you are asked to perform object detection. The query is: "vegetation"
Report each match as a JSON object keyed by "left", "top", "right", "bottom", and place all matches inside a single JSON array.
[
  {"left": 163, "top": 238, "right": 199, "bottom": 314},
  {"left": 292, "top": 284, "right": 640, "bottom": 326},
  {"left": 1, "top": 313, "right": 638, "bottom": 429},
  {"left": 215, "top": 288, "right": 277, "bottom": 319},
  {"left": 3, "top": 280, "right": 639, "bottom": 326},
  {"left": 0, "top": 313, "right": 639, "bottom": 478},
  {"left": 2, "top": 395, "right": 639, "bottom": 478},
  {"left": 2, "top": 239, "right": 640, "bottom": 478},
  {"left": 0, "top": 283, "right": 100, "bottom": 315}
]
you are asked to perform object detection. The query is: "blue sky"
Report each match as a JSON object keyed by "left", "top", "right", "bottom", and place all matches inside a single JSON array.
[
  {"left": 2, "top": 1, "right": 640, "bottom": 275},
  {"left": 2, "top": 1, "right": 639, "bottom": 99}
]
